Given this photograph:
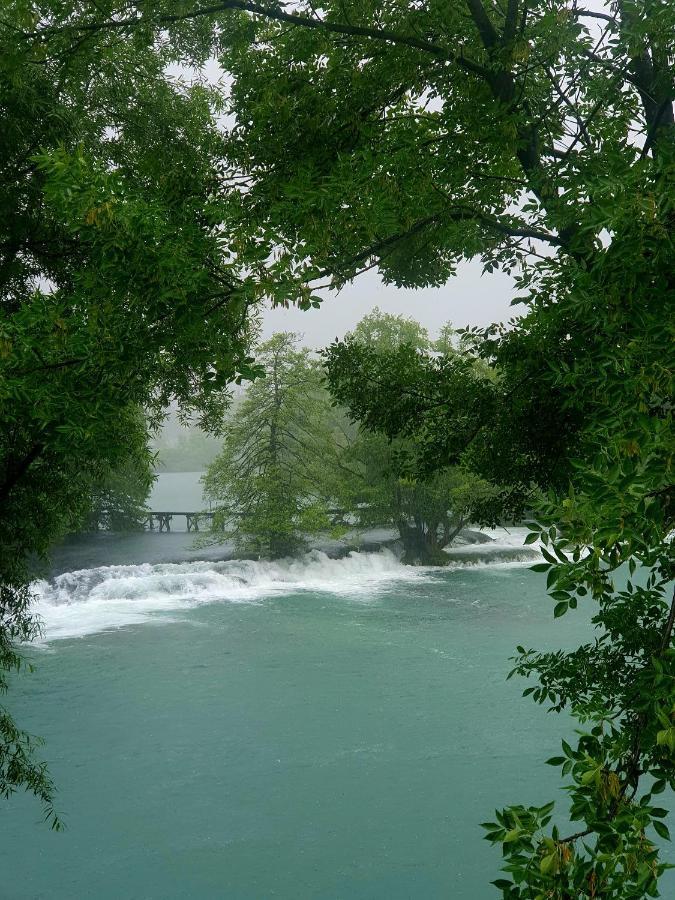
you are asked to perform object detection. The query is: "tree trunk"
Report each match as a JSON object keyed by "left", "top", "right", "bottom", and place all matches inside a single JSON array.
[
  {"left": 398, "top": 519, "right": 448, "bottom": 566},
  {"left": 440, "top": 516, "right": 466, "bottom": 549}
]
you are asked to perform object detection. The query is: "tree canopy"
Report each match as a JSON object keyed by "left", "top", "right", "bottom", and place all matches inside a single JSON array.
[
  {"left": 208, "top": 0, "right": 672, "bottom": 892},
  {"left": 326, "top": 309, "right": 497, "bottom": 563},
  {"left": 1, "top": 2, "right": 262, "bottom": 822},
  {"left": 81, "top": 410, "right": 155, "bottom": 533},
  {"left": 203, "top": 317, "right": 496, "bottom": 564}
]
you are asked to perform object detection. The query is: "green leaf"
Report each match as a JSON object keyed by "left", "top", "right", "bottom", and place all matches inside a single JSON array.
[
  {"left": 653, "top": 821, "right": 670, "bottom": 841},
  {"left": 540, "top": 547, "right": 557, "bottom": 564},
  {"left": 540, "top": 853, "right": 557, "bottom": 875}
]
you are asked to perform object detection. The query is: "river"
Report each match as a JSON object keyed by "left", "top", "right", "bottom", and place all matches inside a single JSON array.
[{"left": 1, "top": 474, "right": 671, "bottom": 898}]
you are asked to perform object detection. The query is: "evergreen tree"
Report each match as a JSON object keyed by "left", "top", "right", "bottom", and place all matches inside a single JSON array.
[{"left": 203, "top": 334, "right": 337, "bottom": 558}]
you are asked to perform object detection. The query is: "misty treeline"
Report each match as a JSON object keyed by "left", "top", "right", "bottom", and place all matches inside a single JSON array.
[
  {"left": 1, "top": 1, "right": 673, "bottom": 895},
  {"left": 202, "top": 312, "right": 497, "bottom": 563}
]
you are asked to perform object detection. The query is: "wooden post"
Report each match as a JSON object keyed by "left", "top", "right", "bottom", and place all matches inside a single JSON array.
[
  {"left": 186, "top": 513, "right": 198, "bottom": 532},
  {"left": 146, "top": 511, "right": 215, "bottom": 533},
  {"left": 158, "top": 513, "right": 172, "bottom": 532}
]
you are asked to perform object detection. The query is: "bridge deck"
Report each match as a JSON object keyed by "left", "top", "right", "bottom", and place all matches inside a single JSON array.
[{"left": 145, "top": 511, "right": 215, "bottom": 533}]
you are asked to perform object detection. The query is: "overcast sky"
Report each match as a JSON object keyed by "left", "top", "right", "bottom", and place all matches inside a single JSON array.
[{"left": 259, "top": 259, "right": 522, "bottom": 348}]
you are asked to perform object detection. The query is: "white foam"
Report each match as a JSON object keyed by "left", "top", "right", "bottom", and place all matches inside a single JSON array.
[
  {"left": 30, "top": 529, "right": 547, "bottom": 642},
  {"left": 480, "top": 526, "right": 542, "bottom": 549},
  {"left": 443, "top": 526, "right": 543, "bottom": 568},
  {"left": 30, "top": 551, "right": 431, "bottom": 642}
]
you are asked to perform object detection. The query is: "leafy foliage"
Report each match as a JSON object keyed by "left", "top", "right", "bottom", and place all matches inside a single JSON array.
[
  {"left": 325, "top": 310, "right": 498, "bottom": 563},
  {"left": 80, "top": 411, "right": 155, "bottom": 532},
  {"left": 0, "top": 2, "right": 261, "bottom": 818},
  {"left": 334, "top": 429, "right": 494, "bottom": 564},
  {"left": 199, "top": 0, "right": 672, "bottom": 893},
  {"left": 204, "top": 317, "right": 491, "bottom": 564},
  {"left": 202, "top": 334, "right": 338, "bottom": 558},
  {"left": 4, "top": 2, "right": 674, "bottom": 891},
  {"left": 0, "top": 582, "right": 58, "bottom": 829}
]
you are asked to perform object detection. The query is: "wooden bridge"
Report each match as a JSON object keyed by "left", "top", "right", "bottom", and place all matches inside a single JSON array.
[{"left": 145, "top": 511, "right": 215, "bottom": 533}]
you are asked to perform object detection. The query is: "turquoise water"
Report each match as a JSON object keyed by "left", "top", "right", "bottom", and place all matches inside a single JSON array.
[{"left": 2, "top": 552, "right": 606, "bottom": 899}]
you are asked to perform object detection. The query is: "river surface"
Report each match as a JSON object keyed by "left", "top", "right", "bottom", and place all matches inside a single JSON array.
[{"left": 2, "top": 475, "right": 672, "bottom": 898}]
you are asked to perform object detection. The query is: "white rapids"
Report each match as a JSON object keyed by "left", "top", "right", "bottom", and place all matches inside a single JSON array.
[
  {"left": 30, "top": 530, "right": 542, "bottom": 641},
  {"left": 30, "top": 550, "right": 430, "bottom": 641}
]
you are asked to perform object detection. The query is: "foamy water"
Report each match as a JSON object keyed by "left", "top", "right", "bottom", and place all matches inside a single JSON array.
[
  {"left": 31, "top": 550, "right": 432, "bottom": 641},
  {"left": 31, "top": 530, "right": 542, "bottom": 641},
  {"left": 444, "top": 526, "right": 542, "bottom": 567}
]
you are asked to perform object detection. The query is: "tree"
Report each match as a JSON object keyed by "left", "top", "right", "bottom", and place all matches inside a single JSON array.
[
  {"left": 195, "top": 0, "right": 671, "bottom": 890},
  {"left": 326, "top": 310, "right": 497, "bottom": 564},
  {"left": 81, "top": 410, "right": 155, "bottom": 532},
  {"left": 0, "top": 4, "right": 263, "bottom": 821},
  {"left": 84, "top": 461, "right": 153, "bottom": 532},
  {"left": 336, "top": 429, "right": 495, "bottom": 564},
  {"left": 202, "top": 333, "right": 338, "bottom": 558},
  {"left": 324, "top": 332, "right": 533, "bottom": 521}
]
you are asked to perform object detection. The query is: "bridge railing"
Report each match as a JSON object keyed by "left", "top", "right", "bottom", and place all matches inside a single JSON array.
[{"left": 145, "top": 511, "right": 215, "bottom": 533}]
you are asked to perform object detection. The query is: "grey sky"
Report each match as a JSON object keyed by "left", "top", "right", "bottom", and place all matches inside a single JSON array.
[{"left": 260, "top": 259, "right": 522, "bottom": 348}]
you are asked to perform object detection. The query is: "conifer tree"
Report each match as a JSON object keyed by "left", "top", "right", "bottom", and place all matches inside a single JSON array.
[{"left": 203, "top": 334, "right": 337, "bottom": 558}]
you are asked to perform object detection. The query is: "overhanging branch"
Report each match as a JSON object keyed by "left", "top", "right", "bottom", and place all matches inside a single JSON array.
[
  {"left": 319, "top": 197, "right": 561, "bottom": 282},
  {"left": 28, "top": 2, "right": 490, "bottom": 77}
]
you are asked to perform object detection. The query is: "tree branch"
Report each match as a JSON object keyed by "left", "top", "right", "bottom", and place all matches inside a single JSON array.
[
  {"left": 28, "top": 2, "right": 490, "bottom": 77},
  {"left": 316, "top": 214, "right": 440, "bottom": 279},
  {"left": 320, "top": 196, "right": 562, "bottom": 284},
  {"left": 502, "top": 0, "right": 519, "bottom": 46},
  {"left": 429, "top": 186, "right": 563, "bottom": 246},
  {"left": 659, "top": 587, "right": 675, "bottom": 654},
  {"left": 574, "top": 10, "right": 617, "bottom": 24},
  {"left": 465, "top": 0, "right": 500, "bottom": 49}
]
